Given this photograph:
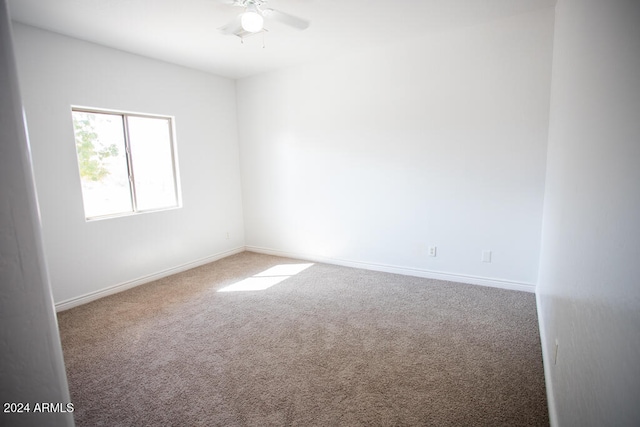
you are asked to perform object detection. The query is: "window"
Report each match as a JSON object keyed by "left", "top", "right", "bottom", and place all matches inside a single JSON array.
[{"left": 71, "top": 108, "right": 180, "bottom": 219}]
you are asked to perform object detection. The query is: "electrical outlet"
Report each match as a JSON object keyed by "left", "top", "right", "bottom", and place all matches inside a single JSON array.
[
  {"left": 482, "top": 250, "right": 492, "bottom": 263},
  {"left": 429, "top": 246, "right": 437, "bottom": 257},
  {"left": 226, "top": 232, "right": 230, "bottom": 240}
]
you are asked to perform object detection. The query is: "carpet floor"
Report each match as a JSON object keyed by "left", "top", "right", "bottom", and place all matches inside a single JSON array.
[{"left": 57, "top": 251, "right": 549, "bottom": 426}]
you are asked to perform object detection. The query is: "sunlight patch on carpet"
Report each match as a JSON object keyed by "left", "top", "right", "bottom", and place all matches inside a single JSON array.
[{"left": 218, "top": 263, "right": 314, "bottom": 292}]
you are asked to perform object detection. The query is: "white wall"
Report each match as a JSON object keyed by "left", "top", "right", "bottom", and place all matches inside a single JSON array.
[
  {"left": 0, "top": 2, "right": 73, "bottom": 425},
  {"left": 12, "top": 24, "right": 245, "bottom": 305},
  {"left": 237, "top": 8, "right": 555, "bottom": 289},
  {"left": 537, "top": 0, "right": 640, "bottom": 425}
]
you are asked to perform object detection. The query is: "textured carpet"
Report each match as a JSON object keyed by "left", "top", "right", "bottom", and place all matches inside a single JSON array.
[{"left": 57, "top": 251, "right": 549, "bottom": 426}]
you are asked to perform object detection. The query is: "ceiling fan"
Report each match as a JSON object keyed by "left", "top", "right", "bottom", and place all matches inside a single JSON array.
[{"left": 218, "top": 0, "right": 310, "bottom": 39}]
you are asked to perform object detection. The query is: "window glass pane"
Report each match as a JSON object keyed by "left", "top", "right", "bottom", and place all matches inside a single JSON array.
[
  {"left": 127, "top": 116, "right": 178, "bottom": 211},
  {"left": 72, "top": 111, "right": 133, "bottom": 218}
]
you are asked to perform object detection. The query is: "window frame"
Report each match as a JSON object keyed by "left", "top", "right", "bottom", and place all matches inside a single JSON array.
[{"left": 71, "top": 106, "right": 182, "bottom": 221}]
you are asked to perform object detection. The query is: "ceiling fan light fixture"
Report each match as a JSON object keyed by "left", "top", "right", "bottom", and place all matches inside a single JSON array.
[{"left": 241, "top": 7, "right": 264, "bottom": 33}]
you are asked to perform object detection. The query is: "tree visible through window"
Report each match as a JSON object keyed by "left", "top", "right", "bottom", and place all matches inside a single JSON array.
[{"left": 71, "top": 108, "right": 180, "bottom": 219}]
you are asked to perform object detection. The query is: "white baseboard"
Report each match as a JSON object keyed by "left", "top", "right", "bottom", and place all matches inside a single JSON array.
[
  {"left": 56, "top": 245, "right": 535, "bottom": 312},
  {"left": 54, "top": 246, "right": 245, "bottom": 312},
  {"left": 536, "top": 291, "right": 558, "bottom": 427},
  {"left": 245, "top": 246, "right": 536, "bottom": 293}
]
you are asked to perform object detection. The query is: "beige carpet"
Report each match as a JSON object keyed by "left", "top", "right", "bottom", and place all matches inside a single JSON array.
[{"left": 58, "top": 251, "right": 549, "bottom": 426}]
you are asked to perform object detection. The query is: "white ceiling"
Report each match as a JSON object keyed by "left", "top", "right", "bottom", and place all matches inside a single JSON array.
[{"left": 8, "top": 0, "right": 556, "bottom": 79}]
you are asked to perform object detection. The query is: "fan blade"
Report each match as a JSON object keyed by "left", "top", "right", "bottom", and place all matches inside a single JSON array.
[
  {"left": 262, "top": 8, "right": 310, "bottom": 30},
  {"left": 219, "top": 15, "right": 243, "bottom": 35},
  {"left": 216, "top": 0, "right": 242, "bottom": 5}
]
